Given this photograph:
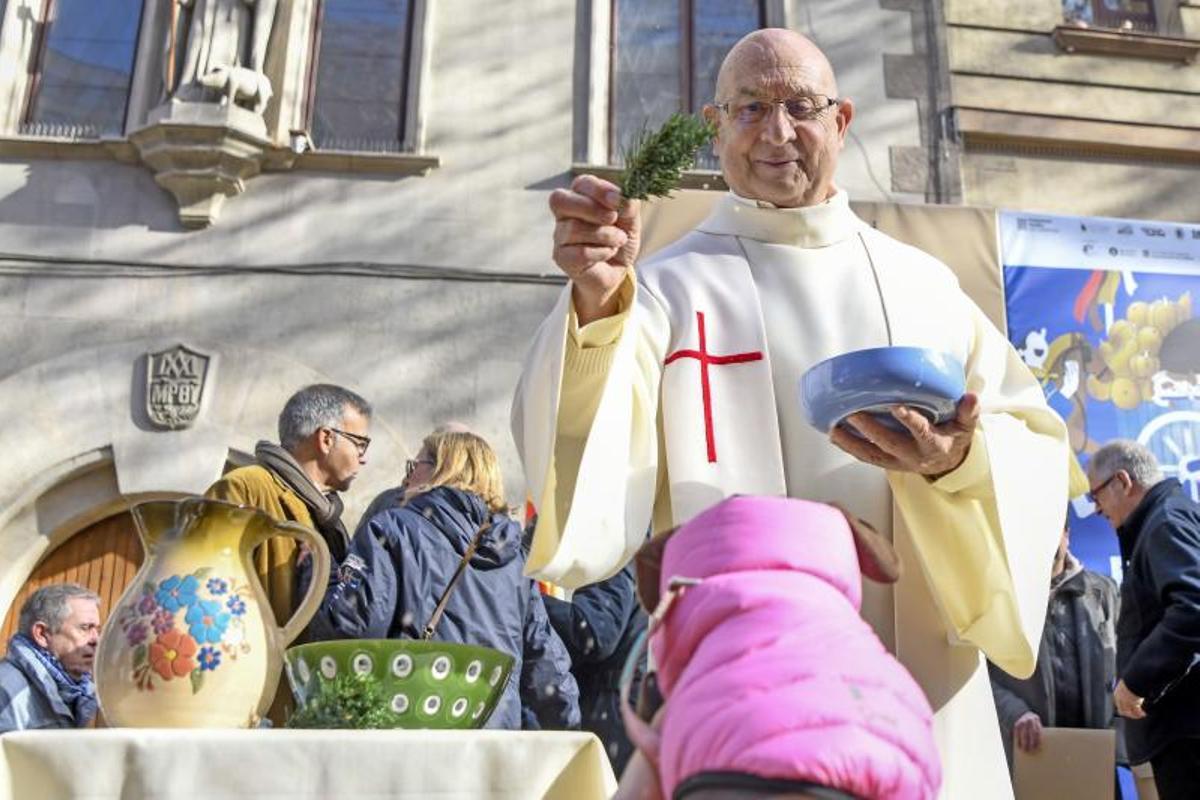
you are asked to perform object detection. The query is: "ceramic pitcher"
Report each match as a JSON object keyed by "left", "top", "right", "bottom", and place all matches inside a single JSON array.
[{"left": 95, "top": 497, "right": 331, "bottom": 727}]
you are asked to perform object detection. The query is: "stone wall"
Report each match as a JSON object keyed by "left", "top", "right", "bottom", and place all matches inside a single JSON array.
[{"left": 0, "top": 0, "right": 924, "bottom": 610}]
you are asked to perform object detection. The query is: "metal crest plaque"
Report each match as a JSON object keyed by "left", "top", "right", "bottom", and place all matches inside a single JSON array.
[{"left": 145, "top": 345, "right": 210, "bottom": 430}]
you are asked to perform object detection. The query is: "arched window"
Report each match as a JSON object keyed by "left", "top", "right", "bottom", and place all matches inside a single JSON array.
[
  {"left": 610, "top": 0, "right": 763, "bottom": 167},
  {"left": 23, "top": 0, "right": 144, "bottom": 137},
  {"left": 308, "top": 0, "right": 418, "bottom": 153}
]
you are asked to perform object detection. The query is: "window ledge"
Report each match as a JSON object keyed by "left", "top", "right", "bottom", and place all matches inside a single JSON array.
[
  {"left": 0, "top": 133, "right": 441, "bottom": 178},
  {"left": 571, "top": 163, "right": 728, "bottom": 192},
  {"left": 1052, "top": 25, "right": 1200, "bottom": 63},
  {"left": 284, "top": 150, "right": 440, "bottom": 176},
  {"left": 956, "top": 107, "right": 1200, "bottom": 164},
  {"left": 0, "top": 135, "right": 140, "bottom": 164}
]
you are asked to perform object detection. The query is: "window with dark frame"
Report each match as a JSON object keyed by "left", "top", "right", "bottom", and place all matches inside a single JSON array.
[
  {"left": 1062, "top": 0, "right": 1157, "bottom": 32},
  {"left": 610, "top": 0, "right": 763, "bottom": 168},
  {"left": 22, "top": 0, "right": 144, "bottom": 138},
  {"left": 308, "top": 0, "right": 415, "bottom": 153}
]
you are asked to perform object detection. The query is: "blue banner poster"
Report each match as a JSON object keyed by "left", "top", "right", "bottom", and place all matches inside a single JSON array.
[{"left": 1000, "top": 212, "right": 1200, "bottom": 579}]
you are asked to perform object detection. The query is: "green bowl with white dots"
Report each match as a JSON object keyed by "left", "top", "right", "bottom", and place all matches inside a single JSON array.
[{"left": 284, "top": 639, "right": 514, "bottom": 729}]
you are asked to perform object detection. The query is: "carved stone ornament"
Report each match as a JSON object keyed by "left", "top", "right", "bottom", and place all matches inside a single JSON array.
[
  {"left": 130, "top": 0, "right": 281, "bottom": 228},
  {"left": 145, "top": 344, "right": 211, "bottom": 430},
  {"left": 131, "top": 101, "right": 272, "bottom": 229}
]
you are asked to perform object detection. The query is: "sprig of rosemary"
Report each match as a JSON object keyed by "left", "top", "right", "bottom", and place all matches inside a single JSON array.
[
  {"left": 618, "top": 113, "right": 716, "bottom": 201},
  {"left": 286, "top": 673, "right": 395, "bottom": 729}
]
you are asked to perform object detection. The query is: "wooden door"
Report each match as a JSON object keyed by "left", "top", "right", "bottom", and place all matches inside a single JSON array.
[{"left": 0, "top": 511, "right": 144, "bottom": 657}]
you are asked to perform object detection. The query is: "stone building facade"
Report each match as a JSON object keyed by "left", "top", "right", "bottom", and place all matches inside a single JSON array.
[
  {"left": 941, "top": 0, "right": 1200, "bottom": 220},
  {"left": 0, "top": 0, "right": 927, "bottom": 630}
]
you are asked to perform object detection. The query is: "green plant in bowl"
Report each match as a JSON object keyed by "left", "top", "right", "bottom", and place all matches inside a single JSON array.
[{"left": 284, "top": 639, "right": 514, "bottom": 729}]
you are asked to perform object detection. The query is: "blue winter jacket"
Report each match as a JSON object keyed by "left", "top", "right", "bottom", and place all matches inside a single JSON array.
[
  {"left": 543, "top": 562, "right": 647, "bottom": 774},
  {"left": 309, "top": 486, "right": 580, "bottom": 730}
]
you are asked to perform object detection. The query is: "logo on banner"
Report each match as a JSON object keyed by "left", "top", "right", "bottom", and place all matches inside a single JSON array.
[
  {"left": 1017, "top": 216, "right": 1059, "bottom": 232},
  {"left": 145, "top": 345, "right": 210, "bottom": 430}
]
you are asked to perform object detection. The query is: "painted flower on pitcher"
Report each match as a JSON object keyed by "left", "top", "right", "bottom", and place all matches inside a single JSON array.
[
  {"left": 127, "top": 571, "right": 253, "bottom": 693},
  {"left": 197, "top": 646, "right": 222, "bottom": 672},
  {"left": 125, "top": 622, "right": 149, "bottom": 647},
  {"left": 156, "top": 574, "right": 199, "bottom": 612},
  {"left": 137, "top": 594, "right": 159, "bottom": 615},
  {"left": 149, "top": 629, "right": 198, "bottom": 680},
  {"left": 151, "top": 608, "right": 175, "bottom": 635},
  {"left": 186, "top": 599, "right": 230, "bottom": 644}
]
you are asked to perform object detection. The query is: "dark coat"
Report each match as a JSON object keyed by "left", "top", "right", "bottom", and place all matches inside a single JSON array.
[
  {"left": 989, "top": 560, "right": 1121, "bottom": 767},
  {"left": 1115, "top": 478, "right": 1200, "bottom": 764},
  {"left": 310, "top": 486, "right": 580, "bottom": 731},
  {"left": 543, "top": 562, "right": 647, "bottom": 775}
]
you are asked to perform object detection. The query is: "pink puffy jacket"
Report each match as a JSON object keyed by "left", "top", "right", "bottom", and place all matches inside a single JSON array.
[{"left": 643, "top": 495, "right": 941, "bottom": 799}]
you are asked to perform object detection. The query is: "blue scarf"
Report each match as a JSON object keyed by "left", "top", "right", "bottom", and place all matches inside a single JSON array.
[{"left": 8, "top": 633, "right": 98, "bottom": 726}]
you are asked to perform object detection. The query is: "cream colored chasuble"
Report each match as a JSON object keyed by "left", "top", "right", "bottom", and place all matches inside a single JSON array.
[{"left": 513, "top": 191, "right": 1069, "bottom": 799}]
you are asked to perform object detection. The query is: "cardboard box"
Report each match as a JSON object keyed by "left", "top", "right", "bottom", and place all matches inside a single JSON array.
[{"left": 1013, "top": 727, "right": 1115, "bottom": 800}]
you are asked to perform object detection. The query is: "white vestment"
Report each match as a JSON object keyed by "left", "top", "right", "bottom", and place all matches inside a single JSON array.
[{"left": 513, "top": 191, "right": 1069, "bottom": 798}]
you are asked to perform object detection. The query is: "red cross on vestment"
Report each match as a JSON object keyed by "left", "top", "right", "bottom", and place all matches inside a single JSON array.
[{"left": 664, "top": 310, "right": 764, "bottom": 463}]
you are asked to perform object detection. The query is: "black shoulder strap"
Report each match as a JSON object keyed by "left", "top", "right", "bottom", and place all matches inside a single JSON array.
[{"left": 421, "top": 519, "right": 492, "bottom": 641}]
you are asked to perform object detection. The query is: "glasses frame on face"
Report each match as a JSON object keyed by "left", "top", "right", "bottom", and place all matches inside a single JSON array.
[
  {"left": 1087, "top": 472, "right": 1120, "bottom": 505},
  {"left": 404, "top": 457, "right": 435, "bottom": 479},
  {"left": 716, "top": 94, "right": 840, "bottom": 127},
  {"left": 329, "top": 427, "right": 371, "bottom": 456}
]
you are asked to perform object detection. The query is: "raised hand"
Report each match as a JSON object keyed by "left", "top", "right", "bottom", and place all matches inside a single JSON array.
[{"left": 550, "top": 174, "right": 641, "bottom": 325}]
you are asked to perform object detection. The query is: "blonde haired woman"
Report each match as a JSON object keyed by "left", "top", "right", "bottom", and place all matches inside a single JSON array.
[{"left": 311, "top": 429, "right": 580, "bottom": 730}]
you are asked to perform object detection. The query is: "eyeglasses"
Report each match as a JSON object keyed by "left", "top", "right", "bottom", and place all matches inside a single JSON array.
[
  {"left": 330, "top": 428, "right": 371, "bottom": 456},
  {"left": 1087, "top": 473, "right": 1119, "bottom": 504},
  {"left": 405, "top": 457, "right": 435, "bottom": 478},
  {"left": 716, "top": 95, "right": 839, "bottom": 126}
]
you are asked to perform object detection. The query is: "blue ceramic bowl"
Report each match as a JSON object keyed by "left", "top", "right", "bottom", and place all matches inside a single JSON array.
[{"left": 800, "top": 346, "right": 965, "bottom": 434}]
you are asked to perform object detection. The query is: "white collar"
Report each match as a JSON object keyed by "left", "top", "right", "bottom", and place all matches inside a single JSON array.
[{"left": 696, "top": 189, "right": 861, "bottom": 248}]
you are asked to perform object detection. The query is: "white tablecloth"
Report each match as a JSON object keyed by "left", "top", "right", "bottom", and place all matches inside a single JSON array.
[{"left": 0, "top": 728, "right": 617, "bottom": 799}]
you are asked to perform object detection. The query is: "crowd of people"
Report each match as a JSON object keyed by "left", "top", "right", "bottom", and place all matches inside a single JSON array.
[{"left": 1, "top": 25, "right": 1200, "bottom": 800}]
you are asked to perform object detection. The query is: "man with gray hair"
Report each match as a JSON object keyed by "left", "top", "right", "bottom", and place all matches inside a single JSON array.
[
  {"left": 206, "top": 384, "right": 371, "bottom": 724},
  {"left": 207, "top": 383, "right": 372, "bottom": 619},
  {"left": 0, "top": 584, "right": 101, "bottom": 732},
  {"left": 1087, "top": 439, "right": 1200, "bottom": 799}
]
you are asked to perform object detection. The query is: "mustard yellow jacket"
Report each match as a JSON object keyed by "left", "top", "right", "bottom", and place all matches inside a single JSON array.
[{"left": 205, "top": 465, "right": 314, "bottom": 627}]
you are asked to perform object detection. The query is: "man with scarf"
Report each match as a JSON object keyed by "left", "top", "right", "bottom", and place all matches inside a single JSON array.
[
  {"left": 206, "top": 383, "right": 372, "bottom": 623},
  {"left": 0, "top": 584, "right": 101, "bottom": 731},
  {"left": 206, "top": 384, "right": 371, "bottom": 724}
]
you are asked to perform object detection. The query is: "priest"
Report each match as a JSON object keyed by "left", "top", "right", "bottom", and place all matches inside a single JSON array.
[{"left": 513, "top": 28, "right": 1068, "bottom": 799}]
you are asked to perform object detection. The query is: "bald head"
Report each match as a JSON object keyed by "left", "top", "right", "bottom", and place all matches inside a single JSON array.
[
  {"left": 715, "top": 29, "right": 838, "bottom": 105},
  {"left": 704, "top": 28, "right": 852, "bottom": 208}
]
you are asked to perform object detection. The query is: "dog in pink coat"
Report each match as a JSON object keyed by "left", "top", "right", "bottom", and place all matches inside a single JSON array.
[{"left": 620, "top": 495, "right": 941, "bottom": 800}]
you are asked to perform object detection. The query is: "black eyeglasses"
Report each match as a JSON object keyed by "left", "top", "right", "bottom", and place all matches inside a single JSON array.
[
  {"left": 1087, "top": 473, "right": 1119, "bottom": 504},
  {"left": 330, "top": 428, "right": 371, "bottom": 456},
  {"left": 405, "top": 457, "right": 434, "bottom": 478},
  {"left": 716, "top": 95, "right": 839, "bottom": 126}
]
